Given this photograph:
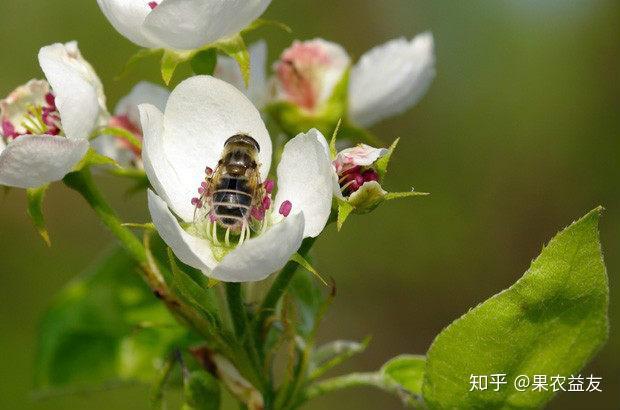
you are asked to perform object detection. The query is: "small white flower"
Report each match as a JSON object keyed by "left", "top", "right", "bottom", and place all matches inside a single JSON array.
[
  {"left": 271, "top": 33, "right": 435, "bottom": 127},
  {"left": 141, "top": 76, "right": 333, "bottom": 282},
  {"left": 215, "top": 41, "right": 268, "bottom": 108},
  {"left": 332, "top": 144, "right": 387, "bottom": 205},
  {"left": 93, "top": 81, "right": 170, "bottom": 165},
  {"left": 96, "top": 0, "right": 272, "bottom": 51},
  {"left": 0, "top": 42, "right": 107, "bottom": 188}
]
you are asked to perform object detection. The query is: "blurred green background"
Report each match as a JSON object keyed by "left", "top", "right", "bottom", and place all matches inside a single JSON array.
[{"left": 0, "top": 0, "right": 618, "bottom": 409}]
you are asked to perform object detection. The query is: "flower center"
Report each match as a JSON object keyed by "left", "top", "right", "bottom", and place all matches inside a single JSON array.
[
  {"left": 187, "top": 168, "right": 294, "bottom": 259},
  {"left": 338, "top": 165, "right": 380, "bottom": 196},
  {"left": 1, "top": 80, "right": 62, "bottom": 142}
]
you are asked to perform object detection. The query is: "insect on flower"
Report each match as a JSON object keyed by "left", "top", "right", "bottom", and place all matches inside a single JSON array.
[{"left": 192, "top": 134, "right": 270, "bottom": 245}]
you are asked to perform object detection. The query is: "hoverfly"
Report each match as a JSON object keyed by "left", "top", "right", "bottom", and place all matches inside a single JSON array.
[{"left": 193, "top": 134, "right": 266, "bottom": 243}]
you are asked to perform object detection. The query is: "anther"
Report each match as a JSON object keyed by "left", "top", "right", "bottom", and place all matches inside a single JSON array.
[
  {"left": 263, "top": 179, "right": 275, "bottom": 194},
  {"left": 262, "top": 196, "right": 271, "bottom": 210},
  {"left": 279, "top": 200, "right": 292, "bottom": 217},
  {"left": 148, "top": 1, "right": 158, "bottom": 10},
  {"left": 205, "top": 166, "right": 213, "bottom": 176}
]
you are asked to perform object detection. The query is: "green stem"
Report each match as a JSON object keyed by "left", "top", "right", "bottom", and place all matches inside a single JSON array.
[
  {"left": 63, "top": 168, "right": 215, "bottom": 343},
  {"left": 293, "top": 372, "right": 401, "bottom": 408},
  {"left": 226, "top": 283, "right": 266, "bottom": 391},
  {"left": 254, "top": 237, "right": 317, "bottom": 343}
]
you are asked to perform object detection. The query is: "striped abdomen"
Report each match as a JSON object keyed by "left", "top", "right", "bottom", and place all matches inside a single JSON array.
[{"left": 212, "top": 175, "right": 253, "bottom": 229}]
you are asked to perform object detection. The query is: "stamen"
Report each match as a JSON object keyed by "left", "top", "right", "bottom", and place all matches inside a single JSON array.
[
  {"left": 212, "top": 220, "right": 220, "bottom": 245},
  {"left": 239, "top": 222, "right": 246, "bottom": 245},
  {"left": 262, "top": 196, "right": 271, "bottom": 210},
  {"left": 279, "top": 200, "right": 292, "bottom": 217},
  {"left": 225, "top": 227, "right": 231, "bottom": 246},
  {"left": 198, "top": 187, "right": 205, "bottom": 195},
  {"left": 263, "top": 179, "right": 275, "bottom": 194},
  {"left": 148, "top": 1, "right": 158, "bottom": 9},
  {"left": 205, "top": 166, "right": 213, "bottom": 176}
]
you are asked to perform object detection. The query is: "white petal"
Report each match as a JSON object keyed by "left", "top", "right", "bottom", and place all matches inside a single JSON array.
[
  {"left": 116, "top": 81, "right": 170, "bottom": 126},
  {"left": 96, "top": 0, "right": 159, "bottom": 48},
  {"left": 348, "top": 33, "right": 435, "bottom": 128},
  {"left": 0, "top": 138, "right": 5, "bottom": 155},
  {"left": 150, "top": 76, "right": 271, "bottom": 222},
  {"left": 213, "top": 212, "right": 304, "bottom": 282},
  {"left": 38, "top": 42, "right": 108, "bottom": 140},
  {"left": 148, "top": 189, "right": 218, "bottom": 273},
  {"left": 215, "top": 41, "right": 268, "bottom": 108},
  {"left": 274, "top": 129, "right": 333, "bottom": 238},
  {"left": 143, "top": 0, "right": 272, "bottom": 50},
  {"left": 0, "top": 136, "right": 88, "bottom": 188},
  {"left": 141, "top": 104, "right": 192, "bottom": 221}
]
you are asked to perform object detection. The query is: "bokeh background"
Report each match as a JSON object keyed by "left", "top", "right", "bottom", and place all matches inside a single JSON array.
[{"left": 0, "top": 0, "right": 618, "bottom": 409}]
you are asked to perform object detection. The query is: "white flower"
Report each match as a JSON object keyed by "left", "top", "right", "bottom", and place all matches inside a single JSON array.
[
  {"left": 141, "top": 76, "right": 333, "bottom": 282},
  {"left": 348, "top": 33, "right": 436, "bottom": 127},
  {"left": 0, "top": 42, "right": 107, "bottom": 188},
  {"left": 93, "top": 81, "right": 170, "bottom": 165},
  {"left": 271, "top": 33, "right": 435, "bottom": 127},
  {"left": 96, "top": 0, "right": 272, "bottom": 51},
  {"left": 273, "top": 39, "right": 350, "bottom": 113},
  {"left": 215, "top": 41, "right": 268, "bottom": 108}
]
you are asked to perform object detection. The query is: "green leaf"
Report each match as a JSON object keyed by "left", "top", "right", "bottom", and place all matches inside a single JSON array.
[
  {"left": 242, "top": 18, "right": 292, "bottom": 35},
  {"left": 337, "top": 200, "right": 354, "bottom": 231},
  {"left": 183, "top": 370, "right": 221, "bottom": 410},
  {"left": 161, "top": 50, "right": 191, "bottom": 86},
  {"left": 376, "top": 138, "right": 399, "bottom": 178},
  {"left": 422, "top": 207, "right": 609, "bottom": 410},
  {"left": 27, "top": 184, "right": 50, "bottom": 246},
  {"left": 191, "top": 48, "right": 217, "bottom": 75},
  {"left": 116, "top": 48, "right": 163, "bottom": 81},
  {"left": 381, "top": 355, "right": 426, "bottom": 397},
  {"left": 165, "top": 248, "right": 220, "bottom": 327},
  {"left": 35, "top": 247, "right": 193, "bottom": 393},
  {"left": 310, "top": 338, "right": 371, "bottom": 380},
  {"left": 289, "top": 267, "right": 326, "bottom": 338},
  {"left": 291, "top": 253, "right": 327, "bottom": 286},
  {"left": 213, "top": 35, "right": 250, "bottom": 87}
]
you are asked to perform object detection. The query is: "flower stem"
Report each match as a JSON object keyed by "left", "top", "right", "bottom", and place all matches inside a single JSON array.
[
  {"left": 63, "top": 168, "right": 215, "bottom": 343},
  {"left": 254, "top": 237, "right": 317, "bottom": 344},
  {"left": 226, "top": 283, "right": 266, "bottom": 390}
]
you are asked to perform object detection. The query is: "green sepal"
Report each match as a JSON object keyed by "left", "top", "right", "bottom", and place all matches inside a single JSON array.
[
  {"left": 73, "top": 148, "right": 119, "bottom": 172},
  {"left": 190, "top": 48, "right": 217, "bottom": 75},
  {"left": 265, "top": 70, "right": 350, "bottom": 139},
  {"left": 329, "top": 119, "right": 342, "bottom": 159},
  {"left": 336, "top": 200, "right": 354, "bottom": 231},
  {"left": 376, "top": 137, "right": 400, "bottom": 178},
  {"left": 183, "top": 370, "right": 221, "bottom": 410},
  {"left": 161, "top": 50, "right": 192, "bottom": 86},
  {"left": 384, "top": 191, "right": 429, "bottom": 201},
  {"left": 26, "top": 184, "right": 51, "bottom": 246},
  {"left": 242, "top": 18, "right": 292, "bottom": 35},
  {"left": 212, "top": 35, "right": 250, "bottom": 87},
  {"left": 291, "top": 252, "right": 327, "bottom": 286}
]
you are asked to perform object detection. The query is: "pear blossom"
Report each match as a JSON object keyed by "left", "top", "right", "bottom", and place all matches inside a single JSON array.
[
  {"left": 273, "top": 39, "right": 350, "bottom": 113},
  {"left": 96, "top": 0, "right": 272, "bottom": 51},
  {"left": 329, "top": 140, "right": 427, "bottom": 224},
  {"left": 142, "top": 76, "right": 333, "bottom": 282},
  {"left": 215, "top": 41, "right": 268, "bottom": 108},
  {"left": 272, "top": 33, "right": 435, "bottom": 128},
  {"left": 94, "top": 81, "right": 169, "bottom": 166},
  {"left": 0, "top": 42, "right": 108, "bottom": 188}
]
